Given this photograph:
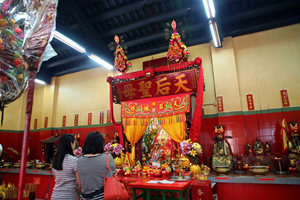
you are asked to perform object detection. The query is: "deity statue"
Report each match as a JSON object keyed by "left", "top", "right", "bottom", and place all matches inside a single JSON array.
[
  {"left": 150, "top": 143, "right": 162, "bottom": 168},
  {"left": 244, "top": 142, "right": 253, "bottom": 156},
  {"left": 288, "top": 122, "right": 300, "bottom": 170},
  {"left": 212, "top": 125, "right": 233, "bottom": 170},
  {"left": 265, "top": 141, "right": 271, "bottom": 155},
  {"left": 149, "top": 125, "right": 174, "bottom": 167},
  {"left": 253, "top": 139, "right": 264, "bottom": 156}
]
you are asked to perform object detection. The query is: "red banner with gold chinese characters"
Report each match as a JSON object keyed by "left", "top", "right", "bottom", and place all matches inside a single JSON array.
[
  {"left": 114, "top": 69, "right": 198, "bottom": 102},
  {"left": 121, "top": 93, "right": 190, "bottom": 118}
]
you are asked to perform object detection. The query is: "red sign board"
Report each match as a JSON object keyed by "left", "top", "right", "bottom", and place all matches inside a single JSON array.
[
  {"left": 246, "top": 94, "right": 255, "bottom": 110},
  {"left": 88, "top": 113, "right": 92, "bottom": 125},
  {"left": 280, "top": 89, "right": 290, "bottom": 107},
  {"left": 143, "top": 57, "right": 168, "bottom": 70},
  {"left": 114, "top": 69, "right": 198, "bottom": 102},
  {"left": 74, "top": 114, "right": 79, "bottom": 126},
  {"left": 107, "top": 110, "right": 111, "bottom": 123},
  {"left": 217, "top": 96, "right": 224, "bottom": 112},
  {"left": 99, "top": 111, "right": 104, "bottom": 124},
  {"left": 62, "top": 115, "right": 66, "bottom": 127},
  {"left": 44, "top": 117, "right": 48, "bottom": 128}
]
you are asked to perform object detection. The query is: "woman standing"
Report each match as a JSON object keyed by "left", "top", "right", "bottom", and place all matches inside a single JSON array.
[
  {"left": 78, "top": 131, "right": 116, "bottom": 200},
  {"left": 51, "top": 134, "right": 80, "bottom": 200}
]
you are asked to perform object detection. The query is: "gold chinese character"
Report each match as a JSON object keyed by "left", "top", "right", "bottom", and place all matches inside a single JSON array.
[
  {"left": 156, "top": 77, "right": 171, "bottom": 95},
  {"left": 138, "top": 81, "right": 152, "bottom": 98},
  {"left": 174, "top": 74, "right": 192, "bottom": 93},
  {"left": 122, "top": 84, "right": 136, "bottom": 100},
  {"left": 144, "top": 105, "right": 150, "bottom": 112},
  {"left": 159, "top": 103, "right": 164, "bottom": 110}
]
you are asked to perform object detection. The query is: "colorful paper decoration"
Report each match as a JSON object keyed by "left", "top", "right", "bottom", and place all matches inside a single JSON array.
[
  {"left": 44, "top": 117, "right": 48, "bottom": 128},
  {"left": 99, "top": 111, "right": 104, "bottom": 124},
  {"left": 62, "top": 115, "right": 66, "bottom": 127},
  {"left": 217, "top": 96, "right": 224, "bottom": 112},
  {"left": 114, "top": 35, "right": 132, "bottom": 73},
  {"left": 74, "top": 114, "right": 79, "bottom": 126},
  {"left": 121, "top": 93, "right": 191, "bottom": 118},
  {"left": 88, "top": 113, "right": 92, "bottom": 125},
  {"left": 280, "top": 89, "right": 290, "bottom": 107},
  {"left": 167, "top": 20, "right": 189, "bottom": 64},
  {"left": 246, "top": 94, "right": 255, "bottom": 110}
]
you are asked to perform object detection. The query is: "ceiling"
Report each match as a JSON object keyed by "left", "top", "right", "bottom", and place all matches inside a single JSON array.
[{"left": 38, "top": 0, "right": 300, "bottom": 83}]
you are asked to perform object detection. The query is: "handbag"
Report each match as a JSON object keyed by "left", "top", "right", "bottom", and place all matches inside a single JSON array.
[{"left": 104, "top": 153, "right": 129, "bottom": 200}]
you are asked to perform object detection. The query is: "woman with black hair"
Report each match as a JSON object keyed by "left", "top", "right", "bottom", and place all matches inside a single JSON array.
[
  {"left": 51, "top": 134, "right": 81, "bottom": 200},
  {"left": 78, "top": 131, "right": 116, "bottom": 200}
]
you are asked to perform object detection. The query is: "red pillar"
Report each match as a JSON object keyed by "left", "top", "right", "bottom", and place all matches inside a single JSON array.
[{"left": 17, "top": 71, "right": 36, "bottom": 200}]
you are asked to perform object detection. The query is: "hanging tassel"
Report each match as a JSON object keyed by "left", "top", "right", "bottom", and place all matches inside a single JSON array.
[{"left": 0, "top": 102, "right": 5, "bottom": 126}]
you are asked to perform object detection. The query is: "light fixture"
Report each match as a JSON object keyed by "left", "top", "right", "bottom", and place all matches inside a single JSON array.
[
  {"left": 35, "top": 79, "right": 46, "bottom": 85},
  {"left": 209, "top": 20, "right": 222, "bottom": 48},
  {"left": 53, "top": 31, "right": 86, "bottom": 53},
  {"left": 88, "top": 54, "right": 113, "bottom": 69},
  {"left": 202, "top": 0, "right": 215, "bottom": 19}
]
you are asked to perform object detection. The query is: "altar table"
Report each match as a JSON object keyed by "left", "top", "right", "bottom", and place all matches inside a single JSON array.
[{"left": 129, "top": 179, "right": 191, "bottom": 200}]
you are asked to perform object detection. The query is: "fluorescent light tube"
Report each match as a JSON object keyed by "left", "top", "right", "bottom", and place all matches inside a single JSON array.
[
  {"left": 203, "top": 0, "right": 215, "bottom": 19},
  {"left": 53, "top": 31, "right": 86, "bottom": 53},
  {"left": 88, "top": 54, "right": 113, "bottom": 69},
  {"left": 209, "top": 20, "right": 221, "bottom": 48},
  {"left": 35, "top": 79, "right": 46, "bottom": 85}
]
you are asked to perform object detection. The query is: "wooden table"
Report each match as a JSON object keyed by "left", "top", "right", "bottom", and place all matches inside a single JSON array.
[{"left": 129, "top": 179, "right": 191, "bottom": 200}]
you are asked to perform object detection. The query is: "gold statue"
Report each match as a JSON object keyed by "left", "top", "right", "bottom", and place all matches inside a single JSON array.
[
  {"left": 212, "top": 125, "right": 233, "bottom": 170},
  {"left": 287, "top": 122, "right": 300, "bottom": 170}
]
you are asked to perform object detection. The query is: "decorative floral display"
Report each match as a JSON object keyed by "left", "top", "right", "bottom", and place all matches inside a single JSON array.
[
  {"left": 167, "top": 20, "right": 189, "bottom": 64},
  {"left": 104, "top": 142, "right": 124, "bottom": 155},
  {"left": 180, "top": 139, "right": 202, "bottom": 164},
  {"left": 114, "top": 35, "right": 132, "bottom": 73},
  {"left": 74, "top": 147, "right": 82, "bottom": 157}
]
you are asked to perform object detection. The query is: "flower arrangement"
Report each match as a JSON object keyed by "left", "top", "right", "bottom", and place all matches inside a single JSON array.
[
  {"left": 104, "top": 142, "right": 124, "bottom": 155},
  {"left": 74, "top": 147, "right": 82, "bottom": 157},
  {"left": 179, "top": 139, "right": 202, "bottom": 164}
]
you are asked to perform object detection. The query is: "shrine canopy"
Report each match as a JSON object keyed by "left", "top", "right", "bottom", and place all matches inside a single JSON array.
[{"left": 107, "top": 57, "right": 204, "bottom": 160}]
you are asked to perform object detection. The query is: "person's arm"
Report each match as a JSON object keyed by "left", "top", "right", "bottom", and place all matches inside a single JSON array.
[
  {"left": 108, "top": 154, "right": 117, "bottom": 175},
  {"left": 75, "top": 171, "right": 81, "bottom": 195},
  {"left": 73, "top": 156, "right": 81, "bottom": 195}
]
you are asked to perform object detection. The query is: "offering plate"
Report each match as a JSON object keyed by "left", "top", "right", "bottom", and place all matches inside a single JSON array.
[
  {"left": 249, "top": 166, "right": 269, "bottom": 175},
  {"left": 168, "top": 176, "right": 192, "bottom": 182},
  {"left": 215, "top": 167, "right": 231, "bottom": 175}
]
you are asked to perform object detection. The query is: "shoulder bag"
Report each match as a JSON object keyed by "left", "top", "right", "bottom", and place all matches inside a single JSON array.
[{"left": 104, "top": 153, "right": 129, "bottom": 200}]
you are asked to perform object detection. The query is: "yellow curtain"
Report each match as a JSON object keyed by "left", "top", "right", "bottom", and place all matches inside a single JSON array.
[
  {"left": 123, "top": 118, "right": 150, "bottom": 161},
  {"left": 160, "top": 114, "right": 186, "bottom": 143}
]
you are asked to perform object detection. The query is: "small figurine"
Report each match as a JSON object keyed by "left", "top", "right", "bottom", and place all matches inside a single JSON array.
[
  {"left": 265, "top": 141, "right": 271, "bottom": 155},
  {"left": 212, "top": 125, "right": 233, "bottom": 170},
  {"left": 244, "top": 142, "right": 253, "bottom": 156},
  {"left": 253, "top": 139, "right": 264, "bottom": 156}
]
